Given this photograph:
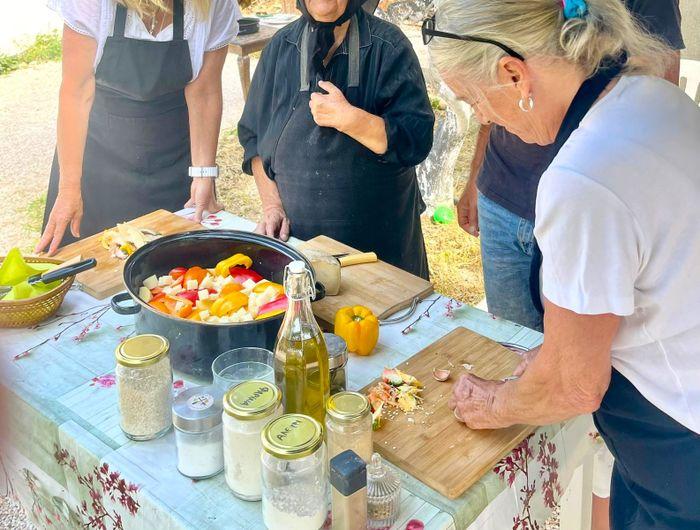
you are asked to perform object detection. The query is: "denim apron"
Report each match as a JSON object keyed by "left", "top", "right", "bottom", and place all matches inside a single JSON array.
[
  {"left": 43, "top": 0, "right": 192, "bottom": 245},
  {"left": 271, "top": 18, "right": 429, "bottom": 279},
  {"left": 530, "top": 55, "right": 700, "bottom": 528}
]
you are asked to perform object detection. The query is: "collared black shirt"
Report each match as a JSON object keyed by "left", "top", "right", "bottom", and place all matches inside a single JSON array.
[{"left": 237, "top": 9, "right": 435, "bottom": 180}]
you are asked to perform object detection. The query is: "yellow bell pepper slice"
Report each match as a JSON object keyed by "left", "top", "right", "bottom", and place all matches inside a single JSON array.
[
  {"left": 210, "top": 291, "right": 249, "bottom": 317},
  {"left": 334, "top": 305, "right": 379, "bottom": 356},
  {"left": 214, "top": 253, "right": 253, "bottom": 277}
]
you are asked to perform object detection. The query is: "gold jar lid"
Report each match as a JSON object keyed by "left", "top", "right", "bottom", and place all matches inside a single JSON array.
[
  {"left": 115, "top": 334, "right": 169, "bottom": 368},
  {"left": 224, "top": 380, "right": 281, "bottom": 421},
  {"left": 326, "top": 392, "right": 370, "bottom": 423},
  {"left": 261, "top": 414, "right": 323, "bottom": 460}
]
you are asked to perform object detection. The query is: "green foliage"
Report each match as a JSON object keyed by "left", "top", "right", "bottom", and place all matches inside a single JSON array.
[{"left": 0, "top": 31, "right": 62, "bottom": 76}]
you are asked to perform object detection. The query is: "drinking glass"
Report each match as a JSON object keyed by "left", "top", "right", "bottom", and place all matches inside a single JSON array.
[{"left": 212, "top": 348, "right": 274, "bottom": 392}]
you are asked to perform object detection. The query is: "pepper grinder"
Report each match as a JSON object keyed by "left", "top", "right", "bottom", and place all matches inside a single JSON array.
[
  {"left": 366, "top": 452, "right": 401, "bottom": 529},
  {"left": 330, "top": 450, "right": 367, "bottom": 530}
]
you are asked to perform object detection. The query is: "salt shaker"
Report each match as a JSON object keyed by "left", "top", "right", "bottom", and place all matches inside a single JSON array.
[
  {"left": 366, "top": 453, "right": 400, "bottom": 529},
  {"left": 330, "top": 450, "right": 367, "bottom": 530}
]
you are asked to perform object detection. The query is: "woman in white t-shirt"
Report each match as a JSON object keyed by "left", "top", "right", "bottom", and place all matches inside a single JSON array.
[
  {"left": 36, "top": 0, "right": 240, "bottom": 254},
  {"left": 426, "top": 0, "right": 700, "bottom": 527}
]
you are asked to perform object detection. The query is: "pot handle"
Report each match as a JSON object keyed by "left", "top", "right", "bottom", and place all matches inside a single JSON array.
[
  {"left": 111, "top": 292, "right": 141, "bottom": 315},
  {"left": 314, "top": 281, "right": 326, "bottom": 302}
]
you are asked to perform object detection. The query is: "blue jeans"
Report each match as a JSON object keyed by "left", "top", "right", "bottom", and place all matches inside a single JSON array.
[{"left": 477, "top": 192, "right": 543, "bottom": 332}]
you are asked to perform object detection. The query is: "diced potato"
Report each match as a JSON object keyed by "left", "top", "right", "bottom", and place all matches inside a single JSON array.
[
  {"left": 169, "top": 284, "right": 183, "bottom": 295},
  {"left": 186, "top": 279, "right": 198, "bottom": 291},
  {"left": 143, "top": 275, "right": 159, "bottom": 290},
  {"left": 200, "top": 275, "right": 215, "bottom": 290},
  {"left": 208, "top": 315, "right": 220, "bottom": 323},
  {"left": 175, "top": 301, "right": 184, "bottom": 312},
  {"left": 221, "top": 275, "right": 235, "bottom": 285},
  {"left": 198, "top": 289, "right": 209, "bottom": 300},
  {"left": 158, "top": 275, "right": 173, "bottom": 287},
  {"left": 219, "top": 315, "right": 230, "bottom": 323},
  {"left": 199, "top": 310, "right": 210, "bottom": 320},
  {"left": 162, "top": 286, "right": 172, "bottom": 295},
  {"left": 138, "top": 286, "right": 152, "bottom": 302}
]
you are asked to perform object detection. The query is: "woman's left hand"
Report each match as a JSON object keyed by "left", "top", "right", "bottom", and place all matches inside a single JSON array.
[
  {"left": 185, "top": 177, "right": 223, "bottom": 222},
  {"left": 448, "top": 374, "right": 506, "bottom": 429},
  {"left": 310, "top": 81, "right": 355, "bottom": 131}
]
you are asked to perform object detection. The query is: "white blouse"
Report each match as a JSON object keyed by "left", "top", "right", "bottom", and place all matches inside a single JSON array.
[{"left": 48, "top": 0, "right": 241, "bottom": 80}]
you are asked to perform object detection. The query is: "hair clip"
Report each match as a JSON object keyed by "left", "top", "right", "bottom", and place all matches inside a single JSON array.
[{"left": 561, "top": 0, "right": 588, "bottom": 19}]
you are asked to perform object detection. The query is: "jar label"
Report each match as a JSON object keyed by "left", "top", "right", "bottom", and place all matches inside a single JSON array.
[{"left": 187, "top": 393, "right": 214, "bottom": 411}]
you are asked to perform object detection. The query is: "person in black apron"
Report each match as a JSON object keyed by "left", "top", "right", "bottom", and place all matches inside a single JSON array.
[
  {"left": 237, "top": 0, "right": 434, "bottom": 279},
  {"left": 425, "top": 1, "right": 700, "bottom": 529},
  {"left": 37, "top": 0, "right": 228, "bottom": 255}
]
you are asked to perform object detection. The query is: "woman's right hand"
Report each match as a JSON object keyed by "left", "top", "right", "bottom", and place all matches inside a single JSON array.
[
  {"left": 457, "top": 178, "right": 479, "bottom": 237},
  {"left": 255, "top": 203, "right": 290, "bottom": 241},
  {"left": 35, "top": 187, "right": 83, "bottom": 255}
]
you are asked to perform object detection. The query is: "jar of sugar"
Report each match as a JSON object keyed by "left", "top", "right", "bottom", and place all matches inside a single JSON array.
[
  {"left": 222, "top": 380, "right": 282, "bottom": 501},
  {"left": 172, "top": 386, "right": 224, "bottom": 479}
]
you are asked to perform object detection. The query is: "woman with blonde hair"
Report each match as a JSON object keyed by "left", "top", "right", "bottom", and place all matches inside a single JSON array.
[
  {"left": 426, "top": 0, "right": 700, "bottom": 527},
  {"left": 37, "top": 0, "right": 240, "bottom": 254}
]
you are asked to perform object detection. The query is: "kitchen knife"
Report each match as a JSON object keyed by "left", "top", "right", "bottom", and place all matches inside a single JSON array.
[{"left": 0, "top": 258, "right": 97, "bottom": 296}]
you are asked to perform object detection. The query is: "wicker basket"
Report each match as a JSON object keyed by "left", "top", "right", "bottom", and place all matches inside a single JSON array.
[{"left": 0, "top": 257, "right": 75, "bottom": 328}]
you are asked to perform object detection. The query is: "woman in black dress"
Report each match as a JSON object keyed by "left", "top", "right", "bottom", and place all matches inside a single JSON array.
[{"left": 238, "top": 0, "right": 434, "bottom": 278}]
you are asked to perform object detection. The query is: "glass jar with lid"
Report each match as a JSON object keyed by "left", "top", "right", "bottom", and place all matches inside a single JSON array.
[
  {"left": 326, "top": 392, "right": 372, "bottom": 463},
  {"left": 261, "top": 414, "right": 328, "bottom": 530},
  {"left": 115, "top": 334, "right": 173, "bottom": 441},
  {"left": 172, "top": 386, "right": 224, "bottom": 479},
  {"left": 367, "top": 452, "right": 401, "bottom": 529},
  {"left": 324, "top": 333, "right": 348, "bottom": 395},
  {"left": 223, "top": 380, "right": 282, "bottom": 501}
]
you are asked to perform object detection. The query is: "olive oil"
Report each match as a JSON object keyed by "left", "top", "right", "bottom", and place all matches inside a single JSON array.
[{"left": 274, "top": 261, "right": 330, "bottom": 425}]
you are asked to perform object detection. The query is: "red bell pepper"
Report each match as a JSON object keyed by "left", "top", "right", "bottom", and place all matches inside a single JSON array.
[
  {"left": 169, "top": 267, "right": 187, "bottom": 280},
  {"left": 177, "top": 290, "right": 199, "bottom": 304},
  {"left": 230, "top": 266, "right": 264, "bottom": 285},
  {"left": 256, "top": 295, "right": 288, "bottom": 319}
]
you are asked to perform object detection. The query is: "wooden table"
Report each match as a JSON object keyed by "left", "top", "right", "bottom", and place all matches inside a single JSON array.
[{"left": 228, "top": 24, "right": 281, "bottom": 100}]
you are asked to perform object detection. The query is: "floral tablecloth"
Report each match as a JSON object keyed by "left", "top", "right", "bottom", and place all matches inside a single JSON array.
[{"left": 0, "top": 210, "right": 600, "bottom": 530}]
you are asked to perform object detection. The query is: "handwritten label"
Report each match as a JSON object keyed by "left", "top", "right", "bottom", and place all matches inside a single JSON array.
[
  {"left": 276, "top": 419, "right": 303, "bottom": 442},
  {"left": 242, "top": 385, "right": 270, "bottom": 407},
  {"left": 187, "top": 393, "right": 214, "bottom": 411}
]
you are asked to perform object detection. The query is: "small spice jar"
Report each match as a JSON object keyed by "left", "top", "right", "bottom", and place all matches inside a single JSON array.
[
  {"left": 330, "top": 450, "right": 367, "bottom": 530},
  {"left": 326, "top": 392, "right": 372, "bottom": 463},
  {"left": 367, "top": 453, "right": 401, "bottom": 529},
  {"left": 261, "top": 414, "right": 328, "bottom": 530},
  {"left": 172, "top": 386, "right": 224, "bottom": 479},
  {"left": 223, "top": 380, "right": 282, "bottom": 501},
  {"left": 115, "top": 334, "right": 173, "bottom": 441},
  {"left": 324, "top": 333, "right": 348, "bottom": 395}
]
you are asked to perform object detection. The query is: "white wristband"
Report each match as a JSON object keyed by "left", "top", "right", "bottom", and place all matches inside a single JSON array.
[{"left": 189, "top": 166, "right": 219, "bottom": 178}]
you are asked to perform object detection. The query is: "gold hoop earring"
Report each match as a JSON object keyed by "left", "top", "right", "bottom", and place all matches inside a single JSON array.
[{"left": 518, "top": 96, "right": 535, "bottom": 113}]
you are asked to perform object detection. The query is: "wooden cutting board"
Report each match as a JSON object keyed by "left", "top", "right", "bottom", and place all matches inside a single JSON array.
[
  {"left": 362, "top": 327, "right": 534, "bottom": 500},
  {"left": 301, "top": 235, "right": 434, "bottom": 323},
  {"left": 53, "top": 210, "right": 202, "bottom": 300}
]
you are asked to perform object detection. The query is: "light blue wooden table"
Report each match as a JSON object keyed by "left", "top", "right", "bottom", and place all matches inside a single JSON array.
[{"left": 0, "top": 211, "right": 600, "bottom": 530}]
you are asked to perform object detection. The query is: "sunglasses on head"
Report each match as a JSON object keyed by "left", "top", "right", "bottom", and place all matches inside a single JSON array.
[{"left": 421, "top": 15, "right": 525, "bottom": 62}]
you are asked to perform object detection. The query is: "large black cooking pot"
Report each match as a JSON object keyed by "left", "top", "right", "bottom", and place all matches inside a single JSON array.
[{"left": 111, "top": 230, "right": 322, "bottom": 383}]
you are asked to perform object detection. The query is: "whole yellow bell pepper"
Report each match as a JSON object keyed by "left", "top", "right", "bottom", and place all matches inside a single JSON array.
[
  {"left": 334, "top": 306, "right": 379, "bottom": 356},
  {"left": 214, "top": 253, "right": 253, "bottom": 277}
]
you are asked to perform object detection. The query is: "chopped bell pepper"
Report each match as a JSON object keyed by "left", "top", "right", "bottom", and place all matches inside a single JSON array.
[
  {"left": 334, "top": 306, "right": 379, "bottom": 356},
  {"left": 230, "top": 266, "right": 264, "bottom": 285},
  {"left": 214, "top": 254, "right": 253, "bottom": 277},
  {"left": 219, "top": 283, "right": 243, "bottom": 296},
  {"left": 149, "top": 298, "right": 169, "bottom": 314},
  {"left": 253, "top": 281, "right": 284, "bottom": 297},
  {"left": 256, "top": 295, "right": 288, "bottom": 319},
  {"left": 169, "top": 267, "right": 187, "bottom": 280},
  {"left": 183, "top": 267, "right": 207, "bottom": 286},
  {"left": 210, "top": 291, "right": 249, "bottom": 317},
  {"left": 177, "top": 290, "right": 199, "bottom": 304}
]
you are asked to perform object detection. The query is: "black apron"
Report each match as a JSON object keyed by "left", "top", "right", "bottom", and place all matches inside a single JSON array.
[
  {"left": 43, "top": 0, "right": 192, "bottom": 245},
  {"left": 272, "top": 17, "right": 429, "bottom": 279},
  {"left": 529, "top": 56, "right": 700, "bottom": 528}
]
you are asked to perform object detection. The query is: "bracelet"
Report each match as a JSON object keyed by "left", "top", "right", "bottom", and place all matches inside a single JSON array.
[{"left": 189, "top": 166, "right": 219, "bottom": 178}]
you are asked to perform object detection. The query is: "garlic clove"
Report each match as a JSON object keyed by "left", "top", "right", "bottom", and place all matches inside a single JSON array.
[{"left": 432, "top": 368, "right": 451, "bottom": 382}]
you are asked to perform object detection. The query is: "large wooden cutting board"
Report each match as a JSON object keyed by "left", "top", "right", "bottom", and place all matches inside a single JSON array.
[
  {"left": 53, "top": 210, "right": 202, "bottom": 300},
  {"left": 301, "top": 235, "right": 434, "bottom": 323},
  {"left": 363, "top": 327, "right": 534, "bottom": 500}
]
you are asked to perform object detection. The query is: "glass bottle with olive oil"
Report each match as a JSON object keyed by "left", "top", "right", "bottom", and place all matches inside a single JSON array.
[{"left": 274, "top": 261, "right": 330, "bottom": 425}]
